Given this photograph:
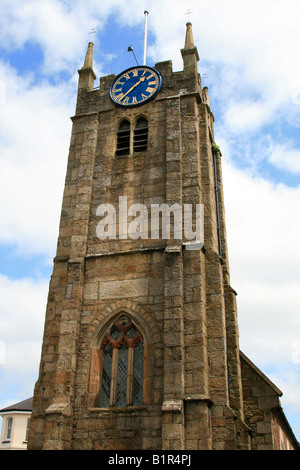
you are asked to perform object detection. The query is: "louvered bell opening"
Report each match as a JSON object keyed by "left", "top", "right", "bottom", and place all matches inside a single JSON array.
[
  {"left": 134, "top": 118, "right": 148, "bottom": 153},
  {"left": 116, "top": 120, "right": 130, "bottom": 156}
]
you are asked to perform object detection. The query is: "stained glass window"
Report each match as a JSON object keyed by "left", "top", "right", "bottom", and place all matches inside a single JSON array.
[
  {"left": 100, "top": 342, "right": 113, "bottom": 407},
  {"left": 133, "top": 342, "right": 144, "bottom": 405},
  {"left": 116, "top": 343, "right": 128, "bottom": 406},
  {"left": 99, "top": 316, "right": 144, "bottom": 407}
]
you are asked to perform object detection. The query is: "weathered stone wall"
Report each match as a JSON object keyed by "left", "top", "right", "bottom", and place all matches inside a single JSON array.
[
  {"left": 28, "top": 36, "right": 250, "bottom": 450},
  {"left": 271, "top": 410, "right": 297, "bottom": 450},
  {"left": 73, "top": 251, "right": 165, "bottom": 450},
  {"left": 240, "top": 352, "right": 281, "bottom": 450}
]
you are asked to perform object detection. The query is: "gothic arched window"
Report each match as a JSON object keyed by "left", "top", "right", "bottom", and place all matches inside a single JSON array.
[
  {"left": 134, "top": 117, "right": 148, "bottom": 153},
  {"left": 116, "top": 119, "right": 130, "bottom": 156},
  {"left": 96, "top": 316, "right": 144, "bottom": 407}
]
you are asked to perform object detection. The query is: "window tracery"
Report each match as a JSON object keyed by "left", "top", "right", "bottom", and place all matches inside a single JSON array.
[{"left": 98, "top": 315, "right": 144, "bottom": 407}]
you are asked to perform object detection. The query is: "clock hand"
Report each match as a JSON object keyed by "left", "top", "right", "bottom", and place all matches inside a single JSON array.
[{"left": 120, "top": 76, "right": 146, "bottom": 100}]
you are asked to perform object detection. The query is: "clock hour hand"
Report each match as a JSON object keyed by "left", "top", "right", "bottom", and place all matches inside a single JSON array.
[{"left": 120, "top": 76, "right": 146, "bottom": 100}]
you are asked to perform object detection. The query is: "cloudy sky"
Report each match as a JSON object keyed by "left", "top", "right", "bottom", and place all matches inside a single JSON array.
[{"left": 0, "top": 0, "right": 299, "bottom": 441}]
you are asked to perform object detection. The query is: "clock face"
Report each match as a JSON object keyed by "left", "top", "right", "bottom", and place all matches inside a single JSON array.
[{"left": 110, "top": 66, "right": 162, "bottom": 107}]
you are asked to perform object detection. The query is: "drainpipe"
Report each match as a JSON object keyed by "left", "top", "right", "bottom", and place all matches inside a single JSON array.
[{"left": 212, "top": 144, "right": 222, "bottom": 257}]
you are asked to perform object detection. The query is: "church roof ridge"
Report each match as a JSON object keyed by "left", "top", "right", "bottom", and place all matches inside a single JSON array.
[{"left": 240, "top": 350, "right": 283, "bottom": 396}]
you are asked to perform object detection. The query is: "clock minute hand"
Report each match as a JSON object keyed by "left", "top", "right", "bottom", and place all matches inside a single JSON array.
[{"left": 120, "top": 76, "right": 146, "bottom": 100}]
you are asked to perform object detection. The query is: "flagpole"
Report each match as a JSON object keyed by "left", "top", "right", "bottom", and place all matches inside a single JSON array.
[{"left": 143, "top": 11, "right": 149, "bottom": 65}]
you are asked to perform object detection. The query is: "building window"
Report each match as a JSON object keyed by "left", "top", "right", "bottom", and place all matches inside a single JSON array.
[
  {"left": 116, "top": 119, "right": 130, "bottom": 156},
  {"left": 98, "top": 316, "right": 144, "bottom": 407},
  {"left": 5, "top": 417, "right": 13, "bottom": 441},
  {"left": 116, "top": 117, "right": 148, "bottom": 156},
  {"left": 134, "top": 117, "right": 148, "bottom": 153},
  {"left": 25, "top": 418, "right": 30, "bottom": 442}
]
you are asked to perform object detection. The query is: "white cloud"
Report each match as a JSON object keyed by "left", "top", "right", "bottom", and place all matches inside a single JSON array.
[
  {"left": 222, "top": 160, "right": 300, "bottom": 284},
  {"left": 268, "top": 142, "right": 300, "bottom": 174},
  {"left": 0, "top": 0, "right": 148, "bottom": 74},
  {"left": 221, "top": 158, "right": 300, "bottom": 405},
  {"left": 0, "top": 274, "right": 47, "bottom": 429},
  {"left": 220, "top": 156, "right": 300, "bottom": 436},
  {"left": 0, "top": 61, "right": 74, "bottom": 259},
  {"left": 224, "top": 100, "right": 275, "bottom": 132},
  {"left": 0, "top": 0, "right": 88, "bottom": 73},
  {"left": 0, "top": 274, "right": 47, "bottom": 375}
]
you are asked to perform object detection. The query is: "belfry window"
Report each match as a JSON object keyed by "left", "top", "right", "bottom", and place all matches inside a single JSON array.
[
  {"left": 116, "top": 119, "right": 130, "bottom": 156},
  {"left": 134, "top": 117, "right": 148, "bottom": 152},
  {"left": 99, "top": 316, "right": 144, "bottom": 407},
  {"left": 116, "top": 117, "right": 148, "bottom": 156}
]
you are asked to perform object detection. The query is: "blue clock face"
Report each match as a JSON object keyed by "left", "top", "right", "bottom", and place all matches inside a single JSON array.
[{"left": 110, "top": 66, "right": 162, "bottom": 107}]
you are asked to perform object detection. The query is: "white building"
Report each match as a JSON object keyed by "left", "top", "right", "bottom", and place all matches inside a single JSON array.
[{"left": 0, "top": 397, "right": 32, "bottom": 450}]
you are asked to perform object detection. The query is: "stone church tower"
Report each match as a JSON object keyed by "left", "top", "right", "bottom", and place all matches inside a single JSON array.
[{"left": 27, "top": 23, "right": 298, "bottom": 451}]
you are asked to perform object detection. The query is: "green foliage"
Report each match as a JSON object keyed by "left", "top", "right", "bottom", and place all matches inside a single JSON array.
[{"left": 212, "top": 142, "right": 221, "bottom": 153}]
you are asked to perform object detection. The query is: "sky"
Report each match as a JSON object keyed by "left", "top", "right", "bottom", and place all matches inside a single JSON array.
[{"left": 0, "top": 0, "right": 299, "bottom": 443}]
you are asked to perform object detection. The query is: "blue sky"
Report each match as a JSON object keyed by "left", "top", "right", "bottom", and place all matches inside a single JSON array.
[{"left": 0, "top": 0, "right": 300, "bottom": 443}]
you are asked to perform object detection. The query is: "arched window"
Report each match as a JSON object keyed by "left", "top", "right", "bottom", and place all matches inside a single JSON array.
[
  {"left": 116, "top": 120, "right": 130, "bottom": 156},
  {"left": 97, "top": 315, "right": 144, "bottom": 407},
  {"left": 134, "top": 117, "right": 148, "bottom": 153},
  {"left": 5, "top": 417, "right": 13, "bottom": 441}
]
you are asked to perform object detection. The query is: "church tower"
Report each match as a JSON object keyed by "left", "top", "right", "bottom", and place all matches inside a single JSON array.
[{"left": 28, "top": 22, "right": 251, "bottom": 450}]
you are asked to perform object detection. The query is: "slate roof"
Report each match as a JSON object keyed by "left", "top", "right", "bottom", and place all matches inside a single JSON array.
[{"left": 0, "top": 397, "right": 33, "bottom": 413}]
